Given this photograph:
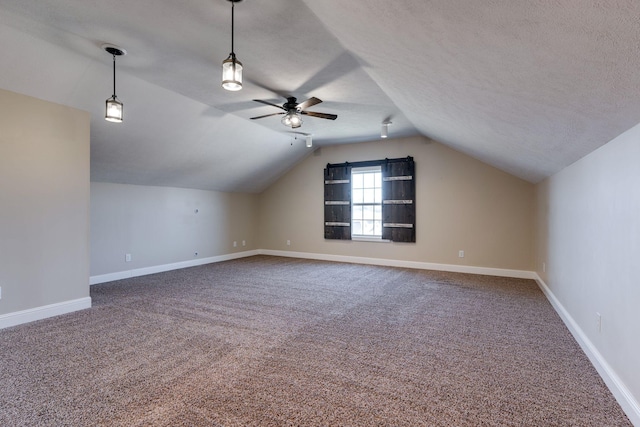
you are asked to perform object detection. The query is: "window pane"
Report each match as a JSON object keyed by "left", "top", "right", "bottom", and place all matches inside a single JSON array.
[
  {"left": 374, "top": 172, "right": 382, "bottom": 188},
  {"left": 374, "top": 188, "right": 382, "bottom": 203},
  {"left": 353, "top": 189, "right": 363, "bottom": 204},
  {"left": 374, "top": 205, "right": 382, "bottom": 220},
  {"left": 374, "top": 220, "right": 382, "bottom": 236},
  {"left": 353, "top": 220, "right": 362, "bottom": 235},
  {"left": 363, "top": 205, "right": 374, "bottom": 220},
  {"left": 363, "top": 173, "right": 374, "bottom": 188},
  {"left": 363, "top": 220, "right": 374, "bottom": 235},
  {"left": 352, "top": 205, "right": 362, "bottom": 221},
  {"left": 352, "top": 173, "right": 363, "bottom": 188},
  {"left": 363, "top": 189, "right": 375, "bottom": 203}
]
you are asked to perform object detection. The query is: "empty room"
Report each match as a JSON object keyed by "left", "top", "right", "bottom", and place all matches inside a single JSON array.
[{"left": 0, "top": 1, "right": 638, "bottom": 425}]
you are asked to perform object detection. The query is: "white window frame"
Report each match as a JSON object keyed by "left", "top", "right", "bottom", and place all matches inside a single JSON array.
[{"left": 351, "top": 166, "right": 383, "bottom": 240}]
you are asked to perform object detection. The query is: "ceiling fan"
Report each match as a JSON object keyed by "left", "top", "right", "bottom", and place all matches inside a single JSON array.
[{"left": 250, "top": 96, "right": 337, "bottom": 129}]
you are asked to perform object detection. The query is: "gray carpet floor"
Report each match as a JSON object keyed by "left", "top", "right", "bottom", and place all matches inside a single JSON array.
[{"left": 0, "top": 256, "right": 632, "bottom": 426}]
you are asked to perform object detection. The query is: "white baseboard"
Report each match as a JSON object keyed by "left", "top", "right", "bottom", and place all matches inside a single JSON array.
[
  {"left": 90, "top": 250, "right": 260, "bottom": 285},
  {"left": 0, "top": 297, "right": 92, "bottom": 330},
  {"left": 534, "top": 274, "right": 640, "bottom": 426},
  {"left": 258, "top": 249, "right": 536, "bottom": 279}
]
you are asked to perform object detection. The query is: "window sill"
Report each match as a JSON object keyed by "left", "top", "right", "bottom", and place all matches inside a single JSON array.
[{"left": 352, "top": 236, "right": 391, "bottom": 243}]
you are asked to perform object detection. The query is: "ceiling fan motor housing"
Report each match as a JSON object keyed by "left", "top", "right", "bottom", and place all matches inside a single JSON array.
[{"left": 284, "top": 97, "right": 299, "bottom": 111}]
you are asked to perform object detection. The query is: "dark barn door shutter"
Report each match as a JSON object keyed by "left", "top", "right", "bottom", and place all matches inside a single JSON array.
[
  {"left": 324, "top": 165, "right": 352, "bottom": 240},
  {"left": 382, "top": 157, "right": 415, "bottom": 242}
]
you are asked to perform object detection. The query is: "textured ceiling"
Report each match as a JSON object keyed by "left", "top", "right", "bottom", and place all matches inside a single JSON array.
[{"left": 1, "top": 0, "right": 640, "bottom": 191}]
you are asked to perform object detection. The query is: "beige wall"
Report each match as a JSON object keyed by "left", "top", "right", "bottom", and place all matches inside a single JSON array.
[
  {"left": 0, "top": 89, "right": 90, "bottom": 315},
  {"left": 258, "top": 135, "right": 534, "bottom": 271},
  {"left": 534, "top": 122, "right": 640, "bottom": 417},
  {"left": 90, "top": 183, "right": 259, "bottom": 277}
]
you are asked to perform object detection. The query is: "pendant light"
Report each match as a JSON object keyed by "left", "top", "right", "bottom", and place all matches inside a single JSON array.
[
  {"left": 222, "top": 0, "right": 243, "bottom": 91},
  {"left": 103, "top": 44, "right": 126, "bottom": 123}
]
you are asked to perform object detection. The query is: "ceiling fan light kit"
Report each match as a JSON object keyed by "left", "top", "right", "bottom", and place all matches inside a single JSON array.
[
  {"left": 222, "top": 0, "right": 243, "bottom": 91},
  {"left": 102, "top": 44, "right": 126, "bottom": 123},
  {"left": 282, "top": 111, "right": 303, "bottom": 128}
]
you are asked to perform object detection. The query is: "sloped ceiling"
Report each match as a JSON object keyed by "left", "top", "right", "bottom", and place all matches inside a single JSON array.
[{"left": 1, "top": 0, "right": 640, "bottom": 192}]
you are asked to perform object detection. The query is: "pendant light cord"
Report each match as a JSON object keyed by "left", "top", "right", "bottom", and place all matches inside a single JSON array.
[
  {"left": 112, "top": 54, "right": 117, "bottom": 98},
  {"left": 231, "top": 1, "right": 235, "bottom": 55}
]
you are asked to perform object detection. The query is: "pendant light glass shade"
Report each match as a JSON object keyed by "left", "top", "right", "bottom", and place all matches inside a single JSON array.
[
  {"left": 222, "top": 54, "right": 243, "bottom": 91},
  {"left": 305, "top": 135, "right": 313, "bottom": 148},
  {"left": 281, "top": 111, "right": 303, "bottom": 128},
  {"left": 222, "top": 0, "right": 243, "bottom": 91},
  {"left": 105, "top": 96, "right": 123, "bottom": 122}
]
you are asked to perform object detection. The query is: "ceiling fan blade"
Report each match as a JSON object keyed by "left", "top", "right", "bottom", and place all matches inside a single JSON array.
[
  {"left": 250, "top": 112, "right": 285, "bottom": 120},
  {"left": 245, "top": 78, "right": 291, "bottom": 99},
  {"left": 253, "top": 99, "right": 286, "bottom": 110},
  {"left": 296, "top": 97, "right": 322, "bottom": 111},
  {"left": 301, "top": 111, "right": 338, "bottom": 120},
  {"left": 295, "top": 51, "right": 362, "bottom": 95}
]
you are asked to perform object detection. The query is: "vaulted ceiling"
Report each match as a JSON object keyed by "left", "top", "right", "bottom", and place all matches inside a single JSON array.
[{"left": 1, "top": 1, "right": 640, "bottom": 192}]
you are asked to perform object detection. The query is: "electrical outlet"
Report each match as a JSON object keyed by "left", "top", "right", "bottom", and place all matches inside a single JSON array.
[
  {"left": 242, "top": 240, "right": 246, "bottom": 247},
  {"left": 287, "top": 240, "right": 291, "bottom": 246},
  {"left": 458, "top": 250, "right": 464, "bottom": 258},
  {"left": 125, "top": 253, "right": 132, "bottom": 262},
  {"left": 233, "top": 241, "right": 237, "bottom": 247},
  {"left": 0, "top": 286, "right": 2, "bottom": 300},
  {"left": 596, "top": 312, "right": 602, "bottom": 333},
  {"left": 542, "top": 262, "right": 546, "bottom": 273}
]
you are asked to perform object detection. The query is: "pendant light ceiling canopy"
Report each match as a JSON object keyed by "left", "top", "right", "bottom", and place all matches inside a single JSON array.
[
  {"left": 102, "top": 43, "right": 126, "bottom": 123},
  {"left": 222, "top": 0, "right": 243, "bottom": 91}
]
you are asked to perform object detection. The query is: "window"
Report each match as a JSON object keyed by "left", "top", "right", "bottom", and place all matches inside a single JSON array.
[
  {"left": 324, "top": 157, "right": 416, "bottom": 243},
  {"left": 351, "top": 167, "right": 382, "bottom": 238}
]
